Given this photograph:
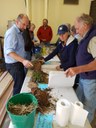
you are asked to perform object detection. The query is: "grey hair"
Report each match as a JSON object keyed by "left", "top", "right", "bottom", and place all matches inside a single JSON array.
[
  {"left": 17, "top": 14, "right": 28, "bottom": 21},
  {"left": 76, "top": 13, "right": 93, "bottom": 26}
]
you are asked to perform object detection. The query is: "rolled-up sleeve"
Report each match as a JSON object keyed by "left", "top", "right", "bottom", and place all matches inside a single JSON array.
[
  {"left": 88, "top": 37, "right": 96, "bottom": 59},
  {"left": 4, "top": 32, "right": 17, "bottom": 55}
]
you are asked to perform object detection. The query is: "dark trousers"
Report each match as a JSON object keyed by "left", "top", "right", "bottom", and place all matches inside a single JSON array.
[
  {"left": 73, "top": 74, "right": 79, "bottom": 90},
  {"left": 6, "top": 62, "right": 25, "bottom": 95}
]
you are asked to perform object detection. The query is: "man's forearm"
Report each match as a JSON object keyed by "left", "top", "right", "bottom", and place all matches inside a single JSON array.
[
  {"left": 8, "top": 52, "right": 25, "bottom": 63},
  {"left": 64, "top": 60, "right": 96, "bottom": 77},
  {"left": 78, "top": 60, "right": 96, "bottom": 73}
]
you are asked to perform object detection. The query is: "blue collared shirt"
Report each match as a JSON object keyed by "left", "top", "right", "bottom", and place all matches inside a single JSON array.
[{"left": 4, "top": 24, "right": 25, "bottom": 63}]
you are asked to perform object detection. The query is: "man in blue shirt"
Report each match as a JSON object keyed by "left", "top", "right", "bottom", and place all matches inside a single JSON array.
[{"left": 4, "top": 14, "right": 33, "bottom": 95}]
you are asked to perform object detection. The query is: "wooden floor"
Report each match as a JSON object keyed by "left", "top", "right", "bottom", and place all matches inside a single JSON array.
[
  {"left": 1, "top": 113, "right": 10, "bottom": 128},
  {"left": 0, "top": 71, "right": 13, "bottom": 126}
]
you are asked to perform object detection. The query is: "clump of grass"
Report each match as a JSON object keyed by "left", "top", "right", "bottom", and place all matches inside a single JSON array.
[{"left": 8, "top": 102, "right": 36, "bottom": 115}]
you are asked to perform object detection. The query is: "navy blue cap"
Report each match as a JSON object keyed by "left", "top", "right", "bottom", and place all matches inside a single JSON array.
[{"left": 57, "top": 24, "right": 68, "bottom": 35}]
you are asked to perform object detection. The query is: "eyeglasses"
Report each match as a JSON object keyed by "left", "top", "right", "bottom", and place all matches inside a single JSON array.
[{"left": 19, "top": 20, "right": 28, "bottom": 27}]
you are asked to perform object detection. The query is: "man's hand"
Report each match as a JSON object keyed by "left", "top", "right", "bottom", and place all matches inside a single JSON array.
[
  {"left": 22, "top": 60, "right": 33, "bottom": 68},
  {"left": 64, "top": 66, "right": 81, "bottom": 77},
  {"left": 42, "top": 39, "right": 46, "bottom": 42},
  {"left": 56, "top": 65, "right": 62, "bottom": 71},
  {"left": 56, "top": 66, "right": 61, "bottom": 71},
  {"left": 64, "top": 68, "right": 76, "bottom": 77}
]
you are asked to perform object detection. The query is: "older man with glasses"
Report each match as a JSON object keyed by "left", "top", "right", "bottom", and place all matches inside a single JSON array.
[
  {"left": 65, "top": 13, "right": 96, "bottom": 125},
  {"left": 4, "top": 14, "right": 33, "bottom": 95}
]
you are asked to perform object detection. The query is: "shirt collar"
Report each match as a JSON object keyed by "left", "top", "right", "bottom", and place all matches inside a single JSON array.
[
  {"left": 14, "top": 24, "right": 22, "bottom": 34},
  {"left": 66, "top": 35, "right": 75, "bottom": 46}
]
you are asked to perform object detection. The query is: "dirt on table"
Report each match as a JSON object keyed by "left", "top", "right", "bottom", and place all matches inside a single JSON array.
[
  {"left": 32, "top": 60, "right": 42, "bottom": 71},
  {"left": 30, "top": 60, "right": 48, "bottom": 84},
  {"left": 29, "top": 60, "right": 56, "bottom": 114},
  {"left": 30, "top": 87, "right": 56, "bottom": 114}
]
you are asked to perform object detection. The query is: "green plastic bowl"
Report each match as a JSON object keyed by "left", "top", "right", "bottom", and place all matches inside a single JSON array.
[{"left": 6, "top": 93, "right": 38, "bottom": 128}]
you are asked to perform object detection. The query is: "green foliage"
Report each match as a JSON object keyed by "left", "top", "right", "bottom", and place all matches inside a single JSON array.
[
  {"left": 32, "top": 71, "right": 44, "bottom": 83},
  {"left": 34, "top": 53, "right": 42, "bottom": 59}
]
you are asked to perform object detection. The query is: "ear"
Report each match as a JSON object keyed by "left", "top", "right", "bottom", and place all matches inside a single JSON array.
[
  {"left": 83, "top": 23, "right": 88, "bottom": 30},
  {"left": 15, "top": 19, "right": 19, "bottom": 24}
]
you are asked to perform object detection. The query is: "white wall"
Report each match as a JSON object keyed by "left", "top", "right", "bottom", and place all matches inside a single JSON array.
[
  {"left": 0, "top": 0, "right": 26, "bottom": 36},
  {"left": 0, "top": 0, "right": 91, "bottom": 43},
  {"left": 48, "top": 0, "right": 91, "bottom": 42}
]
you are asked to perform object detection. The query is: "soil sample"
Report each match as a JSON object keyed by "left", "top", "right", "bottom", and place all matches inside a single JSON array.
[
  {"left": 31, "top": 60, "right": 48, "bottom": 84},
  {"left": 31, "top": 87, "right": 55, "bottom": 113},
  {"left": 32, "top": 60, "right": 42, "bottom": 71}
]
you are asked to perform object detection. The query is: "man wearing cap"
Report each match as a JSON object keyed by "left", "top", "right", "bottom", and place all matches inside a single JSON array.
[{"left": 40, "top": 24, "right": 78, "bottom": 71}]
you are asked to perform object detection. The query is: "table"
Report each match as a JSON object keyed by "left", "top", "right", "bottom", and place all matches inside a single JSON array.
[{"left": 8, "top": 60, "right": 92, "bottom": 128}]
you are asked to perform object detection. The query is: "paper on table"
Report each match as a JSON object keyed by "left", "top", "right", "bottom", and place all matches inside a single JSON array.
[
  {"left": 56, "top": 99, "right": 71, "bottom": 127},
  {"left": 49, "top": 56, "right": 60, "bottom": 62},
  {"left": 42, "top": 61, "right": 60, "bottom": 70},
  {"left": 48, "top": 71, "right": 76, "bottom": 88},
  {"left": 70, "top": 102, "right": 89, "bottom": 127},
  {"left": 43, "top": 55, "right": 60, "bottom": 62}
]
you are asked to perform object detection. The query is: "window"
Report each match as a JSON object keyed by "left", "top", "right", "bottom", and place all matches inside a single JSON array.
[{"left": 64, "top": 0, "right": 79, "bottom": 5}]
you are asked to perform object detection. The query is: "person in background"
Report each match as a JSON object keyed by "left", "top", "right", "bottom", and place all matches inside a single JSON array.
[
  {"left": 29, "top": 23, "right": 36, "bottom": 42},
  {"left": 37, "top": 19, "right": 53, "bottom": 46},
  {"left": 65, "top": 13, "right": 96, "bottom": 124},
  {"left": 65, "top": 23, "right": 71, "bottom": 32},
  {"left": 41, "top": 24, "right": 78, "bottom": 71},
  {"left": 29, "top": 23, "right": 38, "bottom": 54},
  {"left": 70, "top": 25, "right": 82, "bottom": 42},
  {"left": 4, "top": 14, "right": 33, "bottom": 95},
  {"left": 23, "top": 21, "right": 34, "bottom": 61}
]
